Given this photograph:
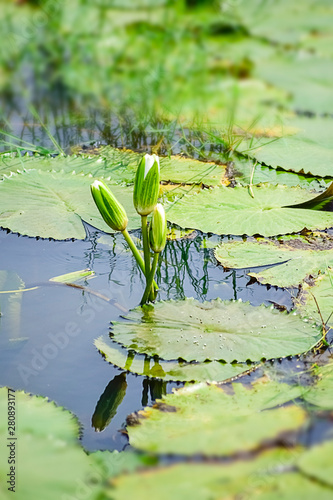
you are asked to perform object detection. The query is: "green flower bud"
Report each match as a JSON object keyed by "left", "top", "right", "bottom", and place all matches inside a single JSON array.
[
  {"left": 149, "top": 203, "right": 167, "bottom": 253},
  {"left": 91, "top": 180, "right": 128, "bottom": 232},
  {"left": 133, "top": 154, "right": 160, "bottom": 216}
]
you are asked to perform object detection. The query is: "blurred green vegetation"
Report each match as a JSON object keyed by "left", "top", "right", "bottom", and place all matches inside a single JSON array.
[{"left": 0, "top": 0, "right": 332, "bottom": 155}]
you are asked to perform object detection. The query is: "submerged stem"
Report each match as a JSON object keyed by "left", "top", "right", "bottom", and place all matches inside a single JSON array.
[
  {"left": 122, "top": 229, "right": 158, "bottom": 290},
  {"left": 141, "top": 215, "right": 151, "bottom": 278},
  {"left": 141, "top": 252, "right": 159, "bottom": 305}
]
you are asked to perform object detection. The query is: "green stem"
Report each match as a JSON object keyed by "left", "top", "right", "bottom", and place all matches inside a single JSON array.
[
  {"left": 141, "top": 252, "right": 159, "bottom": 305},
  {"left": 122, "top": 229, "right": 158, "bottom": 290},
  {"left": 141, "top": 215, "right": 151, "bottom": 277}
]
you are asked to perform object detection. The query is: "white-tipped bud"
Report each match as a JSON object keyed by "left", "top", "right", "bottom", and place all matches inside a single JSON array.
[{"left": 133, "top": 154, "right": 160, "bottom": 216}]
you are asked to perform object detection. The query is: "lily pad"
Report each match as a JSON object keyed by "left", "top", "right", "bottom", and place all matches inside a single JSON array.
[
  {"left": 302, "top": 361, "right": 333, "bottom": 410},
  {"left": 166, "top": 184, "right": 333, "bottom": 237},
  {"left": 298, "top": 440, "right": 333, "bottom": 488},
  {"left": 295, "top": 269, "right": 333, "bottom": 329},
  {"left": 0, "top": 388, "right": 102, "bottom": 500},
  {"left": 107, "top": 448, "right": 333, "bottom": 500},
  {"left": 214, "top": 237, "right": 333, "bottom": 288},
  {"left": 232, "top": 158, "right": 332, "bottom": 190},
  {"left": 238, "top": 117, "right": 333, "bottom": 178},
  {"left": 95, "top": 337, "right": 252, "bottom": 382},
  {"left": 255, "top": 55, "right": 333, "bottom": 114},
  {"left": 224, "top": 0, "right": 333, "bottom": 45},
  {"left": 0, "top": 169, "right": 138, "bottom": 239},
  {"left": 110, "top": 299, "right": 321, "bottom": 363},
  {"left": 93, "top": 146, "right": 226, "bottom": 186},
  {"left": 0, "top": 389, "right": 79, "bottom": 442},
  {"left": 90, "top": 449, "right": 158, "bottom": 481},
  {"left": 127, "top": 378, "right": 306, "bottom": 456}
]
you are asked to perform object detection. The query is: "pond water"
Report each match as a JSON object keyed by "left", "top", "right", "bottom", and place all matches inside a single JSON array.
[
  {"left": 0, "top": 221, "right": 299, "bottom": 452},
  {"left": 1, "top": 112, "right": 333, "bottom": 459}
]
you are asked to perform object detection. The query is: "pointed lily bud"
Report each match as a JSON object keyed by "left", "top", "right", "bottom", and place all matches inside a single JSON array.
[
  {"left": 149, "top": 203, "right": 167, "bottom": 253},
  {"left": 133, "top": 154, "right": 160, "bottom": 216},
  {"left": 91, "top": 180, "right": 128, "bottom": 232}
]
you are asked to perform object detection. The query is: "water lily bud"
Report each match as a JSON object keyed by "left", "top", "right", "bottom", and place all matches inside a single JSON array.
[
  {"left": 91, "top": 180, "right": 128, "bottom": 232},
  {"left": 133, "top": 154, "right": 160, "bottom": 216},
  {"left": 149, "top": 203, "right": 167, "bottom": 253}
]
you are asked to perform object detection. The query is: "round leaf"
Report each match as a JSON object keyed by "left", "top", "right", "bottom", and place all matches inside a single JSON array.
[
  {"left": 0, "top": 169, "right": 139, "bottom": 239},
  {"left": 95, "top": 337, "right": 252, "bottom": 382},
  {"left": 127, "top": 378, "right": 306, "bottom": 456},
  {"left": 110, "top": 299, "right": 322, "bottom": 363},
  {"left": 166, "top": 184, "right": 333, "bottom": 237},
  {"left": 214, "top": 237, "right": 333, "bottom": 288}
]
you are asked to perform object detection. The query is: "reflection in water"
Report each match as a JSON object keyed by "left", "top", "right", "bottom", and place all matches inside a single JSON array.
[
  {"left": 141, "top": 378, "right": 167, "bottom": 407},
  {"left": 92, "top": 372, "right": 127, "bottom": 432}
]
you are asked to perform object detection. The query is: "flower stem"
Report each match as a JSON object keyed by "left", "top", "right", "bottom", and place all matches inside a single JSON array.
[
  {"left": 141, "top": 252, "right": 159, "bottom": 305},
  {"left": 141, "top": 215, "right": 151, "bottom": 278},
  {"left": 122, "top": 229, "right": 158, "bottom": 290}
]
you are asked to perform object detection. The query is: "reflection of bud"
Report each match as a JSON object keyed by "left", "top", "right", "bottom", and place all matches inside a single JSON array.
[
  {"left": 91, "top": 180, "right": 128, "bottom": 232},
  {"left": 149, "top": 203, "right": 167, "bottom": 253},
  {"left": 133, "top": 154, "right": 160, "bottom": 216},
  {"left": 92, "top": 373, "right": 127, "bottom": 432}
]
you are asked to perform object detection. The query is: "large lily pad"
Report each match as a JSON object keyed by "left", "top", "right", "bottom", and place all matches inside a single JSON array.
[
  {"left": 107, "top": 449, "right": 333, "bottom": 500},
  {"left": 255, "top": 55, "right": 333, "bottom": 115},
  {"left": 0, "top": 388, "right": 102, "bottom": 500},
  {"left": 298, "top": 440, "right": 333, "bottom": 488},
  {"left": 214, "top": 237, "right": 333, "bottom": 288},
  {"left": 110, "top": 299, "right": 321, "bottom": 363},
  {"left": 238, "top": 117, "right": 333, "bottom": 178},
  {"left": 224, "top": 0, "right": 333, "bottom": 45},
  {"left": 302, "top": 361, "right": 333, "bottom": 410},
  {"left": 295, "top": 269, "right": 333, "bottom": 329},
  {"left": 1, "top": 149, "right": 226, "bottom": 186},
  {"left": 166, "top": 184, "right": 333, "bottom": 237},
  {"left": 126, "top": 378, "right": 306, "bottom": 456},
  {"left": 97, "top": 146, "right": 226, "bottom": 186},
  {"left": 233, "top": 158, "right": 332, "bottom": 190},
  {"left": 95, "top": 337, "right": 252, "bottom": 382},
  {"left": 0, "top": 169, "right": 138, "bottom": 239}
]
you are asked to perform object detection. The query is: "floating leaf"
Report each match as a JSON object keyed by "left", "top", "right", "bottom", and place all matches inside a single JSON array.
[
  {"left": 0, "top": 388, "right": 102, "bottom": 500},
  {"left": 90, "top": 449, "right": 158, "bottom": 481},
  {"left": 233, "top": 157, "right": 332, "bottom": 190},
  {"left": 0, "top": 169, "right": 138, "bottom": 239},
  {"left": 295, "top": 269, "right": 333, "bottom": 329},
  {"left": 110, "top": 299, "right": 321, "bottom": 363},
  {"left": 127, "top": 378, "right": 306, "bottom": 456},
  {"left": 107, "top": 448, "right": 291, "bottom": 500},
  {"left": 108, "top": 448, "right": 333, "bottom": 500},
  {"left": 95, "top": 337, "right": 251, "bottom": 382},
  {"left": 302, "top": 361, "right": 333, "bottom": 410},
  {"left": 255, "top": 55, "right": 333, "bottom": 114},
  {"left": 91, "top": 146, "right": 225, "bottom": 186},
  {"left": 224, "top": 0, "right": 333, "bottom": 45},
  {"left": 92, "top": 373, "right": 127, "bottom": 432},
  {"left": 238, "top": 117, "right": 333, "bottom": 178},
  {"left": 214, "top": 237, "right": 333, "bottom": 288},
  {"left": 0, "top": 389, "right": 79, "bottom": 442},
  {"left": 166, "top": 184, "right": 333, "bottom": 237},
  {"left": 298, "top": 440, "right": 333, "bottom": 488}
]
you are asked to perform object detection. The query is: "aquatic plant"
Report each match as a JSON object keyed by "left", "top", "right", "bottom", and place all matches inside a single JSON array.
[{"left": 91, "top": 154, "right": 166, "bottom": 304}]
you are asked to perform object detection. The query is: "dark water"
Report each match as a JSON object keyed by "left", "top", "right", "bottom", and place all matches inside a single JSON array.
[{"left": 0, "top": 224, "right": 301, "bottom": 452}]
